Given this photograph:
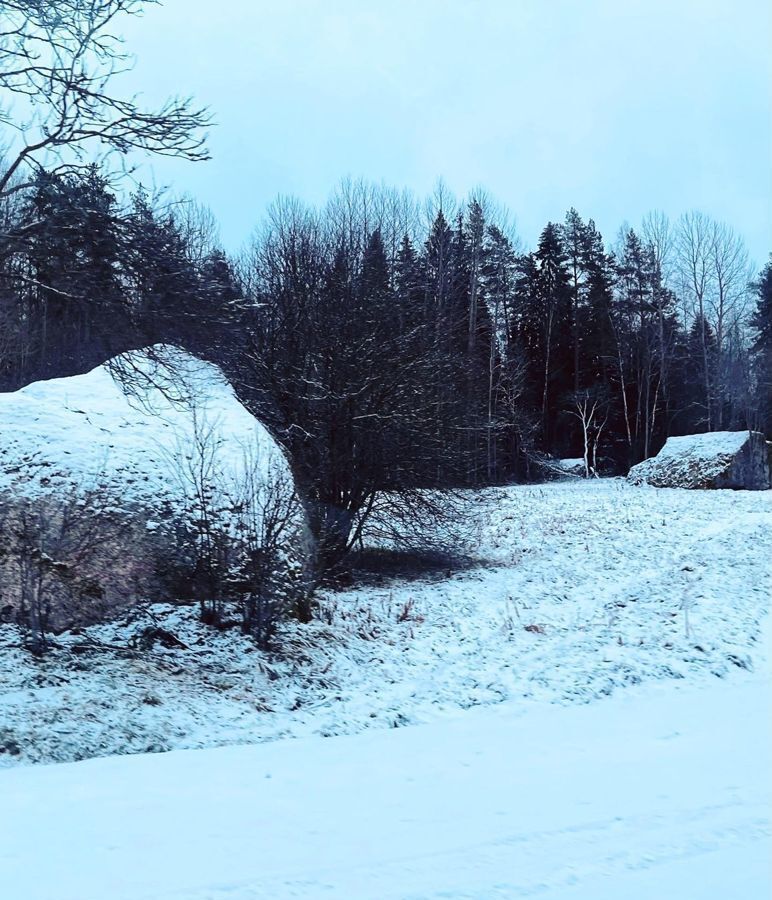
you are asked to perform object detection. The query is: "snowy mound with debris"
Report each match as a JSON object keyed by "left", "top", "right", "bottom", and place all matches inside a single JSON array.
[
  {"left": 554, "top": 457, "right": 586, "bottom": 477},
  {"left": 628, "top": 431, "right": 771, "bottom": 490},
  {"left": 0, "top": 347, "right": 285, "bottom": 504}
]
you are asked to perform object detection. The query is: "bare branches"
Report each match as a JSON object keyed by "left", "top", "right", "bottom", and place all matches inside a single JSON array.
[
  {"left": 0, "top": 0, "right": 210, "bottom": 198},
  {"left": 566, "top": 388, "right": 610, "bottom": 477},
  {"left": 675, "top": 211, "right": 754, "bottom": 430}
]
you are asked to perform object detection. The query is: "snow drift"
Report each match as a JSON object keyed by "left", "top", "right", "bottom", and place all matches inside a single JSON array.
[{"left": 627, "top": 431, "right": 771, "bottom": 490}]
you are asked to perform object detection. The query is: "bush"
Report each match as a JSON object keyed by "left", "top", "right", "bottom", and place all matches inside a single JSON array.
[
  {"left": 156, "top": 420, "right": 315, "bottom": 647},
  {"left": 0, "top": 487, "right": 156, "bottom": 651}
]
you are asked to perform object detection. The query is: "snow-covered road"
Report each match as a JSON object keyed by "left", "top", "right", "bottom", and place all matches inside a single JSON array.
[{"left": 1, "top": 655, "right": 770, "bottom": 899}]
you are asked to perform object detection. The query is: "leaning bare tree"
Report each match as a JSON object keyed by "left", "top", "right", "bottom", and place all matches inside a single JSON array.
[{"left": 0, "top": 0, "right": 210, "bottom": 198}]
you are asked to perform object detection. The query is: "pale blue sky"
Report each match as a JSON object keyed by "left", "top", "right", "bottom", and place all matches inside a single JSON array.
[{"left": 123, "top": 0, "right": 772, "bottom": 266}]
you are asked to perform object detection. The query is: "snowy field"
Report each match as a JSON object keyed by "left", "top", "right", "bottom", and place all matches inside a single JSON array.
[
  {"left": 0, "top": 479, "right": 770, "bottom": 897},
  {"left": 1, "top": 479, "right": 770, "bottom": 767},
  {"left": 1, "top": 665, "right": 769, "bottom": 899}
]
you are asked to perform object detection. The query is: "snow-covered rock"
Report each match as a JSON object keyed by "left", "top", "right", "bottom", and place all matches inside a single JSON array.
[
  {"left": 0, "top": 347, "right": 296, "bottom": 631},
  {"left": 0, "top": 346, "right": 286, "bottom": 504},
  {"left": 628, "top": 431, "right": 771, "bottom": 490},
  {"left": 554, "top": 457, "right": 587, "bottom": 477}
]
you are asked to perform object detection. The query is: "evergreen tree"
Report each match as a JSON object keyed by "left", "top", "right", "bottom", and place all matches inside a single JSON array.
[
  {"left": 750, "top": 258, "right": 772, "bottom": 435},
  {"left": 18, "top": 167, "right": 126, "bottom": 379},
  {"left": 393, "top": 234, "right": 425, "bottom": 334},
  {"left": 531, "top": 223, "right": 571, "bottom": 452},
  {"left": 682, "top": 314, "right": 719, "bottom": 432},
  {"left": 481, "top": 225, "right": 522, "bottom": 475},
  {"left": 561, "top": 207, "right": 589, "bottom": 394},
  {"left": 580, "top": 222, "right": 616, "bottom": 387}
]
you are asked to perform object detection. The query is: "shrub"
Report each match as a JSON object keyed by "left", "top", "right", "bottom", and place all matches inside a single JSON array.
[{"left": 0, "top": 487, "right": 155, "bottom": 651}]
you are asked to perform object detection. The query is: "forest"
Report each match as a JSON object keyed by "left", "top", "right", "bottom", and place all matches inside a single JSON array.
[
  {"left": 1, "top": 168, "right": 771, "bottom": 571},
  {"left": 0, "top": 0, "right": 770, "bottom": 588}
]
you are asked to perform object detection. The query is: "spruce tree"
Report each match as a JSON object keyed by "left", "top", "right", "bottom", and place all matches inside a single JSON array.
[
  {"left": 750, "top": 258, "right": 772, "bottom": 435},
  {"left": 532, "top": 223, "right": 571, "bottom": 453}
]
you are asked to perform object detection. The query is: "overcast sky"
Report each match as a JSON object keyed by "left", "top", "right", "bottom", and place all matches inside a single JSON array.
[{"left": 122, "top": 0, "right": 772, "bottom": 266}]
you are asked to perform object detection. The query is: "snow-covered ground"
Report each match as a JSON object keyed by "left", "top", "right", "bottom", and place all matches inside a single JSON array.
[
  {"left": 1, "top": 620, "right": 770, "bottom": 899},
  {"left": 1, "top": 479, "right": 770, "bottom": 896},
  {"left": 1, "top": 480, "right": 769, "bottom": 768}
]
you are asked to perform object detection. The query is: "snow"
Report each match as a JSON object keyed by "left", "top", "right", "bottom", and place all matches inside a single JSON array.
[
  {"left": 649, "top": 431, "right": 750, "bottom": 460},
  {"left": 0, "top": 346, "right": 285, "bottom": 503},
  {"left": 1, "top": 480, "right": 769, "bottom": 766},
  {"left": 627, "top": 430, "right": 766, "bottom": 489},
  {"left": 1, "top": 479, "right": 770, "bottom": 896},
  {"left": 0, "top": 631, "right": 769, "bottom": 899}
]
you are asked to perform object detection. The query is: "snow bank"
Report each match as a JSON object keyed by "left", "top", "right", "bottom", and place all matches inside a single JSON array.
[
  {"left": 628, "top": 431, "right": 771, "bottom": 490},
  {"left": 0, "top": 346, "right": 286, "bottom": 503}
]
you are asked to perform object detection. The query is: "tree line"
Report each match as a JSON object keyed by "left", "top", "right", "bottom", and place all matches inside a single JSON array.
[
  {"left": 1, "top": 169, "right": 771, "bottom": 574},
  {"left": 2, "top": 0, "right": 770, "bottom": 583}
]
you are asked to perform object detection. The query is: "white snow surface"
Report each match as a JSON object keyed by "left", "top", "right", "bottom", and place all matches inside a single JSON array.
[
  {"left": 0, "top": 346, "right": 284, "bottom": 503},
  {"left": 1, "top": 480, "right": 769, "bottom": 768},
  {"left": 649, "top": 431, "right": 750, "bottom": 460},
  {"left": 1, "top": 592, "right": 770, "bottom": 898},
  {"left": 1, "top": 480, "right": 770, "bottom": 897},
  {"left": 627, "top": 430, "right": 757, "bottom": 487}
]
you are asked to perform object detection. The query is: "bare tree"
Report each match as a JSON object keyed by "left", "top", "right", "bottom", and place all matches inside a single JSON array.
[
  {"left": 0, "top": 0, "right": 210, "bottom": 199},
  {"left": 708, "top": 222, "right": 751, "bottom": 348},
  {"left": 676, "top": 211, "right": 715, "bottom": 429},
  {"left": 567, "top": 388, "right": 610, "bottom": 477},
  {"left": 641, "top": 210, "right": 674, "bottom": 286},
  {"left": 676, "top": 212, "right": 753, "bottom": 430},
  {"left": 236, "top": 190, "right": 472, "bottom": 577},
  {"left": 0, "top": 483, "right": 153, "bottom": 651},
  {"left": 164, "top": 408, "right": 311, "bottom": 636}
]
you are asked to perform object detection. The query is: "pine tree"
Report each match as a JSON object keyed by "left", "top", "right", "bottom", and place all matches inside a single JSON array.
[
  {"left": 561, "top": 207, "right": 588, "bottom": 394},
  {"left": 750, "top": 258, "right": 772, "bottom": 435},
  {"left": 482, "top": 224, "right": 522, "bottom": 476},
  {"left": 20, "top": 167, "right": 125, "bottom": 379},
  {"left": 580, "top": 222, "right": 616, "bottom": 387},
  {"left": 683, "top": 314, "right": 719, "bottom": 432},
  {"left": 393, "top": 234, "right": 425, "bottom": 334},
  {"left": 532, "top": 223, "right": 571, "bottom": 452}
]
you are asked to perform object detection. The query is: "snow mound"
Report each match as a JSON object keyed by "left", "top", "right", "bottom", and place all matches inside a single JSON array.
[
  {"left": 555, "top": 457, "right": 586, "bottom": 477},
  {"left": 628, "top": 431, "right": 771, "bottom": 490},
  {"left": 0, "top": 346, "right": 286, "bottom": 504}
]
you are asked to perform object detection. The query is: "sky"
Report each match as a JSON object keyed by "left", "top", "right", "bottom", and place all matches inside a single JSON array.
[{"left": 121, "top": 0, "right": 772, "bottom": 267}]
